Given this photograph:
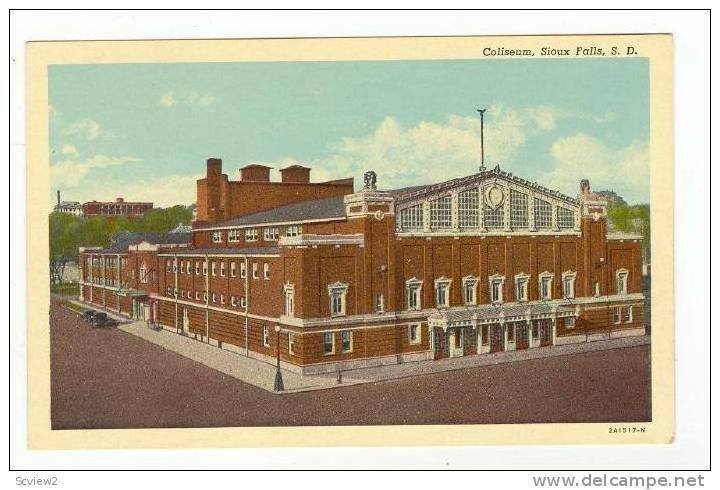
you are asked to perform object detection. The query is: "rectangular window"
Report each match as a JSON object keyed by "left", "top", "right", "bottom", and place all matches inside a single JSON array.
[
  {"left": 263, "top": 326, "right": 270, "bottom": 347},
  {"left": 240, "top": 296, "right": 247, "bottom": 308},
  {"left": 613, "top": 306, "right": 622, "bottom": 324},
  {"left": 166, "top": 260, "right": 171, "bottom": 272},
  {"left": 230, "top": 261, "right": 236, "bottom": 277},
  {"left": 375, "top": 293, "right": 384, "bottom": 313},
  {"left": 510, "top": 190, "right": 529, "bottom": 228},
  {"left": 540, "top": 276, "right": 553, "bottom": 300},
  {"left": 616, "top": 271, "right": 628, "bottom": 295},
  {"left": 557, "top": 207, "right": 575, "bottom": 229},
  {"left": 341, "top": 330, "right": 352, "bottom": 353},
  {"left": 463, "top": 280, "right": 477, "bottom": 305},
  {"left": 228, "top": 229, "right": 241, "bottom": 242},
  {"left": 565, "top": 317, "right": 576, "bottom": 329},
  {"left": 220, "top": 294, "right": 225, "bottom": 305},
  {"left": 252, "top": 262, "right": 258, "bottom": 279},
  {"left": 211, "top": 293, "right": 217, "bottom": 303},
  {"left": 330, "top": 288, "right": 346, "bottom": 316},
  {"left": 240, "top": 261, "right": 247, "bottom": 279},
  {"left": 435, "top": 281, "right": 450, "bottom": 308},
  {"left": 285, "top": 224, "right": 303, "bottom": 237},
  {"left": 458, "top": 188, "right": 480, "bottom": 228},
  {"left": 515, "top": 277, "right": 528, "bottom": 302},
  {"left": 220, "top": 261, "right": 226, "bottom": 277},
  {"left": 534, "top": 198, "right": 552, "bottom": 229},
  {"left": 186, "top": 262, "right": 191, "bottom": 274},
  {"left": 490, "top": 278, "right": 503, "bottom": 303},
  {"left": 623, "top": 306, "right": 633, "bottom": 323},
  {"left": 406, "top": 282, "right": 422, "bottom": 310},
  {"left": 212, "top": 231, "right": 223, "bottom": 243},
  {"left": 203, "top": 292, "right": 208, "bottom": 302},
  {"left": 284, "top": 286, "right": 294, "bottom": 316},
  {"left": 203, "top": 261, "right": 208, "bottom": 276},
  {"left": 245, "top": 228, "right": 259, "bottom": 242},
  {"left": 408, "top": 324, "right": 421, "bottom": 345},
  {"left": 288, "top": 333, "right": 295, "bottom": 354},
  {"left": 484, "top": 204, "right": 504, "bottom": 229},
  {"left": 211, "top": 261, "right": 217, "bottom": 276},
  {"left": 323, "top": 332, "right": 334, "bottom": 354},
  {"left": 399, "top": 204, "right": 423, "bottom": 231},
  {"left": 231, "top": 296, "right": 237, "bottom": 307},
  {"left": 263, "top": 263, "right": 270, "bottom": 280},
  {"left": 195, "top": 291, "right": 200, "bottom": 300},
  {"left": 264, "top": 227, "right": 279, "bottom": 241},
  {"left": 563, "top": 275, "right": 575, "bottom": 299},
  {"left": 195, "top": 261, "right": 200, "bottom": 275},
  {"left": 429, "top": 196, "right": 452, "bottom": 229},
  {"left": 172, "top": 259, "right": 177, "bottom": 273}
]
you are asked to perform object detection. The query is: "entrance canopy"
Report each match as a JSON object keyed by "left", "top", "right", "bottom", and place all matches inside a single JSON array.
[{"left": 428, "top": 302, "right": 578, "bottom": 330}]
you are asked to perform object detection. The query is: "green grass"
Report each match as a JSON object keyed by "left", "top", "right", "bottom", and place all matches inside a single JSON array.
[
  {"left": 51, "top": 282, "right": 80, "bottom": 296},
  {"left": 62, "top": 300, "right": 87, "bottom": 314}
]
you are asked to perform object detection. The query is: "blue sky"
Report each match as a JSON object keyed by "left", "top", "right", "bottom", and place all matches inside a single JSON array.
[{"left": 49, "top": 58, "right": 649, "bottom": 207}]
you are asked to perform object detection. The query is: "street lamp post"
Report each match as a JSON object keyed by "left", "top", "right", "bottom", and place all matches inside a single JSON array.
[{"left": 273, "top": 324, "right": 284, "bottom": 392}]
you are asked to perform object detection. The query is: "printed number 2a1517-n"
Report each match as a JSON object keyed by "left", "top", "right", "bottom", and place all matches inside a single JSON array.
[{"left": 608, "top": 426, "right": 646, "bottom": 434}]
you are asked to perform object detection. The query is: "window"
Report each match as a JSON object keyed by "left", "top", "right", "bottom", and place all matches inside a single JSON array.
[
  {"left": 173, "top": 288, "right": 178, "bottom": 297},
  {"left": 288, "top": 333, "right": 295, "bottom": 354},
  {"left": 240, "top": 296, "right": 247, "bottom": 308},
  {"left": 539, "top": 273, "right": 553, "bottom": 300},
  {"left": 202, "top": 261, "right": 208, "bottom": 276},
  {"left": 594, "top": 281, "right": 600, "bottom": 297},
  {"left": 484, "top": 204, "right": 504, "bottom": 229},
  {"left": 285, "top": 224, "right": 303, "bottom": 237},
  {"left": 616, "top": 269, "right": 629, "bottom": 295},
  {"left": 139, "top": 263, "right": 148, "bottom": 284},
  {"left": 166, "top": 286, "right": 172, "bottom": 296},
  {"left": 178, "top": 260, "right": 184, "bottom": 274},
  {"left": 220, "top": 294, "right": 225, "bottom": 305},
  {"left": 565, "top": 317, "right": 576, "bottom": 329},
  {"left": 429, "top": 196, "right": 452, "bottom": 229},
  {"left": 211, "top": 293, "right": 217, "bottom": 303},
  {"left": 228, "top": 229, "right": 241, "bottom": 242},
  {"left": 562, "top": 272, "right": 576, "bottom": 299},
  {"left": 186, "top": 261, "right": 191, "bottom": 274},
  {"left": 406, "top": 278, "right": 423, "bottom": 310},
  {"left": 240, "top": 261, "right": 247, "bottom": 279},
  {"left": 399, "top": 204, "right": 423, "bottom": 231},
  {"left": 195, "top": 261, "right": 200, "bottom": 275},
  {"left": 181, "top": 290, "right": 185, "bottom": 298},
  {"left": 212, "top": 231, "right": 223, "bottom": 243},
  {"left": 489, "top": 275, "right": 504, "bottom": 303},
  {"left": 264, "top": 227, "right": 279, "bottom": 241},
  {"left": 245, "top": 228, "right": 259, "bottom": 242},
  {"left": 515, "top": 275, "right": 529, "bottom": 302},
  {"left": 434, "top": 278, "right": 451, "bottom": 308},
  {"left": 172, "top": 259, "right": 177, "bottom": 273},
  {"left": 283, "top": 285, "right": 294, "bottom": 316},
  {"left": 510, "top": 190, "right": 529, "bottom": 228},
  {"left": 463, "top": 276, "right": 478, "bottom": 305},
  {"left": 263, "top": 263, "right": 270, "bottom": 280},
  {"left": 252, "top": 262, "right": 259, "bottom": 279},
  {"left": 375, "top": 293, "right": 384, "bottom": 313},
  {"left": 613, "top": 306, "right": 622, "bottom": 324},
  {"left": 323, "top": 332, "right": 334, "bottom": 354},
  {"left": 231, "top": 296, "right": 237, "bottom": 307},
  {"left": 195, "top": 291, "right": 200, "bottom": 300},
  {"left": 211, "top": 261, "right": 217, "bottom": 276},
  {"left": 166, "top": 260, "right": 171, "bottom": 272},
  {"left": 203, "top": 292, "right": 208, "bottom": 302},
  {"left": 507, "top": 324, "right": 515, "bottom": 342},
  {"left": 341, "top": 330, "right": 353, "bottom": 353},
  {"left": 263, "top": 325, "right": 270, "bottom": 347},
  {"left": 459, "top": 188, "right": 480, "bottom": 228},
  {"left": 328, "top": 282, "right": 349, "bottom": 317},
  {"left": 230, "top": 261, "right": 236, "bottom": 277},
  {"left": 220, "top": 261, "right": 226, "bottom": 277},
  {"left": 408, "top": 324, "right": 422, "bottom": 345},
  {"left": 534, "top": 198, "right": 552, "bottom": 229},
  {"left": 622, "top": 306, "right": 633, "bottom": 323},
  {"left": 558, "top": 207, "right": 575, "bottom": 229}
]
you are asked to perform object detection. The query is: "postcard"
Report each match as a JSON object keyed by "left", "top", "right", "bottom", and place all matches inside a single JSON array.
[{"left": 26, "top": 34, "right": 674, "bottom": 449}]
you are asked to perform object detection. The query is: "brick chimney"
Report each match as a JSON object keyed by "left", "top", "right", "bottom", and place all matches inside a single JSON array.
[
  {"left": 279, "top": 164, "right": 311, "bottom": 183},
  {"left": 207, "top": 157, "right": 223, "bottom": 180},
  {"left": 239, "top": 164, "right": 271, "bottom": 182}
]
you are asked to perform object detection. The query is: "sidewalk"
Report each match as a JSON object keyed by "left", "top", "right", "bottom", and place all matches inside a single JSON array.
[{"left": 110, "top": 312, "right": 649, "bottom": 394}]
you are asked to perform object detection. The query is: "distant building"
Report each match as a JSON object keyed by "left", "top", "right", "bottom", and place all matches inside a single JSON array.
[
  {"left": 83, "top": 197, "right": 153, "bottom": 218},
  {"left": 53, "top": 191, "right": 83, "bottom": 216}
]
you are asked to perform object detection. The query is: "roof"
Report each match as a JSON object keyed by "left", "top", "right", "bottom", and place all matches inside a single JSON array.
[
  {"left": 196, "top": 195, "right": 347, "bottom": 230},
  {"left": 158, "top": 247, "right": 280, "bottom": 256},
  {"left": 97, "top": 231, "right": 192, "bottom": 253},
  {"left": 280, "top": 164, "right": 311, "bottom": 170}
]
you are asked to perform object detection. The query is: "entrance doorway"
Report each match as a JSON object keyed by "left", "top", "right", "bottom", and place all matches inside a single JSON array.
[
  {"left": 490, "top": 324, "right": 504, "bottom": 353},
  {"left": 448, "top": 328, "right": 464, "bottom": 358},
  {"left": 516, "top": 323, "right": 529, "bottom": 350},
  {"left": 538, "top": 319, "right": 553, "bottom": 346}
]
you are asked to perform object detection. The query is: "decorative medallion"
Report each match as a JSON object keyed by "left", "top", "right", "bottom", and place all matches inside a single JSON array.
[
  {"left": 374, "top": 210, "right": 385, "bottom": 221},
  {"left": 485, "top": 185, "right": 505, "bottom": 209}
]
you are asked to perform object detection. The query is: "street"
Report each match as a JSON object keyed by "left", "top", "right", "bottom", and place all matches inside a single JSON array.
[{"left": 50, "top": 299, "right": 651, "bottom": 429}]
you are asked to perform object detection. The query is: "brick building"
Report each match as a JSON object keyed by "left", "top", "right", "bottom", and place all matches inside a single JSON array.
[
  {"left": 78, "top": 159, "right": 645, "bottom": 375},
  {"left": 82, "top": 197, "right": 153, "bottom": 218}
]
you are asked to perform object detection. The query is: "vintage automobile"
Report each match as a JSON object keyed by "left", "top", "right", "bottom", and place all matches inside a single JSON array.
[{"left": 80, "top": 310, "right": 96, "bottom": 323}]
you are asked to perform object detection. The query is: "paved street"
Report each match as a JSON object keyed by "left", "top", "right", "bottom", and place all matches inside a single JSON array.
[{"left": 51, "top": 299, "right": 651, "bottom": 429}]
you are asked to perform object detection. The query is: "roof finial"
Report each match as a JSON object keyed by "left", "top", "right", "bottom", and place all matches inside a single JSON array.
[{"left": 476, "top": 108, "right": 487, "bottom": 172}]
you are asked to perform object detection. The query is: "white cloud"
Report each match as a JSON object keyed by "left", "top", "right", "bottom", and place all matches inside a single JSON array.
[
  {"left": 60, "top": 144, "right": 78, "bottom": 157},
  {"left": 159, "top": 92, "right": 177, "bottom": 107},
  {"left": 160, "top": 90, "right": 216, "bottom": 108},
  {"left": 50, "top": 154, "right": 142, "bottom": 188},
  {"left": 61, "top": 119, "right": 102, "bottom": 140},
  {"left": 538, "top": 133, "right": 649, "bottom": 203}
]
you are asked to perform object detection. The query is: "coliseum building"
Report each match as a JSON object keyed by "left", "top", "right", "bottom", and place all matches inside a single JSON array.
[{"left": 78, "top": 158, "right": 646, "bottom": 375}]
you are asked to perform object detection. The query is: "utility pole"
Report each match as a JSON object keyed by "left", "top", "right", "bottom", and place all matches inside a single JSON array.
[{"left": 476, "top": 108, "right": 487, "bottom": 171}]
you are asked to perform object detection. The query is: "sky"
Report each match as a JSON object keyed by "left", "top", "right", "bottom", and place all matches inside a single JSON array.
[{"left": 48, "top": 58, "right": 649, "bottom": 208}]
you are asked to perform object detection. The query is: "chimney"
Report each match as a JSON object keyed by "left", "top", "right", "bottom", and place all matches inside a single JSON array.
[
  {"left": 57, "top": 190, "right": 60, "bottom": 206},
  {"left": 206, "top": 157, "right": 223, "bottom": 180},
  {"left": 279, "top": 164, "right": 311, "bottom": 183}
]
